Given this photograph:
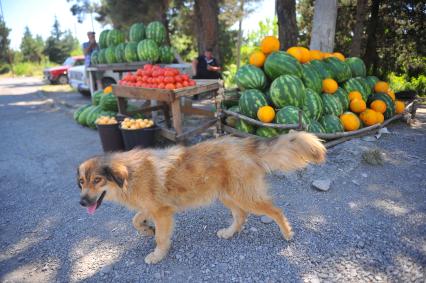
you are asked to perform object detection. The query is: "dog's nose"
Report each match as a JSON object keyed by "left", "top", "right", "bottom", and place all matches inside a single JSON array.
[{"left": 80, "top": 198, "right": 89, "bottom": 207}]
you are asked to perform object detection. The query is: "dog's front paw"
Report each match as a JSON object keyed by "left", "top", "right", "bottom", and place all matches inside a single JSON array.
[
  {"left": 136, "top": 225, "right": 155, "bottom": 237},
  {"left": 284, "top": 230, "right": 294, "bottom": 241},
  {"left": 144, "top": 251, "right": 166, "bottom": 264},
  {"left": 217, "top": 228, "right": 236, "bottom": 239}
]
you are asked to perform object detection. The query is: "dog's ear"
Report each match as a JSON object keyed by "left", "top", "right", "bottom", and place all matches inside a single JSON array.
[
  {"left": 101, "top": 163, "right": 128, "bottom": 188},
  {"left": 76, "top": 167, "right": 82, "bottom": 189}
]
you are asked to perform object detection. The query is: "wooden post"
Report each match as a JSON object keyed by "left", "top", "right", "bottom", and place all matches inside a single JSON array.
[
  {"left": 309, "top": 0, "right": 337, "bottom": 52},
  {"left": 171, "top": 98, "right": 183, "bottom": 136}
]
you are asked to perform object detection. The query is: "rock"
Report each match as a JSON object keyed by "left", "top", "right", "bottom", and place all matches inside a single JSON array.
[
  {"left": 361, "top": 173, "right": 368, "bottom": 178},
  {"left": 352, "top": 180, "right": 360, "bottom": 186},
  {"left": 100, "top": 266, "right": 112, "bottom": 275},
  {"left": 312, "top": 179, "right": 331, "bottom": 191},
  {"left": 249, "top": 227, "right": 258, "bottom": 232},
  {"left": 154, "top": 272, "right": 161, "bottom": 279},
  {"left": 260, "top": 216, "right": 273, "bottom": 224},
  {"left": 362, "top": 136, "right": 376, "bottom": 142},
  {"left": 239, "top": 255, "right": 245, "bottom": 260},
  {"left": 18, "top": 256, "right": 25, "bottom": 262}
]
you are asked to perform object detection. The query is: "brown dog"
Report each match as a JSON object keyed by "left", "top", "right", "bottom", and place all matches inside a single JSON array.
[{"left": 77, "top": 131, "right": 326, "bottom": 264}]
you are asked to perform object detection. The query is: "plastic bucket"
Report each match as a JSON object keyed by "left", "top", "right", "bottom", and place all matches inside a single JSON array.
[
  {"left": 96, "top": 123, "right": 125, "bottom": 152},
  {"left": 120, "top": 126, "right": 157, "bottom": 150}
]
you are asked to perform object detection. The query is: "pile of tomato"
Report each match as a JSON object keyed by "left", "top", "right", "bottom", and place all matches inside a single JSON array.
[{"left": 118, "top": 64, "right": 196, "bottom": 89}]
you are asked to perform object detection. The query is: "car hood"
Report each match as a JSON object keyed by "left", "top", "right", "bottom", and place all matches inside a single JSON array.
[{"left": 44, "top": 66, "right": 68, "bottom": 72}]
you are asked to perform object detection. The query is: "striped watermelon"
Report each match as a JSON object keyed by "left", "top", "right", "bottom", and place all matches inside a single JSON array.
[
  {"left": 146, "top": 21, "right": 167, "bottom": 45},
  {"left": 236, "top": 119, "right": 255, "bottom": 134},
  {"left": 301, "top": 63, "right": 322, "bottom": 94},
  {"left": 105, "top": 46, "right": 117, "bottom": 64},
  {"left": 159, "top": 45, "right": 175, "bottom": 64},
  {"left": 90, "top": 50, "right": 99, "bottom": 65},
  {"left": 320, "top": 114, "right": 344, "bottom": 133},
  {"left": 275, "top": 106, "right": 309, "bottom": 131},
  {"left": 356, "top": 77, "right": 372, "bottom": 97},
  {"left": 74, "top": 104, "right": 91, "bottom": 122},
  {"left": 106, "top": 29, "right": 125, "bottom": 47},
  {"left": 129, "top": 23, "right": 145, "bottom": 42},
  {"left": 137, "top": 39, "right": 160, "bottom": 62},
  {"left": 343, "top": 77, "right": 369, "bottom": 101},
  {"left": 238, "top": 89, "right": 268, "bottom": 119},
  {"left": 97, "top": 49, "right": 107, "bottom": 64},
  {"left": 307, "top": 119, "right": 326, "bottom": 133},
  {"left": 269, "top": 75, "right": 306, "bottom": 109},
  {"left": 345, "top": 57, "right": 366, "bottom": 77},
  {"left": 99, "top": 30, "right": 110, "bottom": 49},
  {"left": 323, "top": 57, "right": 352, "bottom": 83},
  {"left": 264, "top": 51, "right": 303, "bottom": 80},
  {"left": 125, "top": 42, "right": 139, "bottom": 62},
  {"left": 333, "top": 87, "right": 350, "bottom": 111},
  {"left": 302, "top": 88, "right": 323, "bottom": 120},
  {"left": 367, "top": 93, "right": 395, "bottom": 119},
  {"left": 228, "top": 105, "right": 240, "bottom": 113},
  {"left": 365, "top": 76, "right": 380, "bottom": 90},
  {"left": 115, "top": 43, "right": 126, "bottom": 63},
  {"left": 264, "top": 88, "right": 273, "bottom": 106},
  {"left": 322, "top": 93, "right": 343, "bottom": 116},
  {"left": 310, "top": 60, "right": 333, "bottom": 80},
  {"left": 235, "top": 65, "right": 267, "bottom": 90},
  {"left": 256, "top": 127, "right": 280, "bottom": 138}
]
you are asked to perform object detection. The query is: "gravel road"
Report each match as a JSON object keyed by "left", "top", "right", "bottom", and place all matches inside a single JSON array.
[{"left": 0, "top": 77, "right": 425, "bottom": 282}]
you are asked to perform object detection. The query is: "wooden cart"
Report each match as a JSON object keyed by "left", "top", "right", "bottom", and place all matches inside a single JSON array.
[{"left": 112, "top": 80, "right": 222, "bottom": 143}]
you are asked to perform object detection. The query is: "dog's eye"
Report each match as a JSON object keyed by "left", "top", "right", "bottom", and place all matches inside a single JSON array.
[
  {"left": 93, "top": 177, "right": 101, "bottom": 184},
  {"left": 79, "top": 178, "right": 84, "bottom": 184}
]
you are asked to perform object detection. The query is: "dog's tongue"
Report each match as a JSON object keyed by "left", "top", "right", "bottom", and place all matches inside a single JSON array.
[{"left": 87, "top": 204, "right": 97, "bottom": 215}]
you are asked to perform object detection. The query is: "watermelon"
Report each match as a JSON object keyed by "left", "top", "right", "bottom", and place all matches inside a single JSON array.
[
  {"left": 264, "top": 88, "right": 273, "bottom": 106},
  {"left": 275, "top": 106, "right": 309, "bottom": 132},
  {"left": 264, "top": 51, "right": 303, "bottom": 80},
  {"left": 159, "top": 45, "right": 175, "bottom": 64},
  {"left": 100, "top": 93, "right": 118, "bottom": 112},
  {"left": 236, "top": 119, "right": 255, "bottom": 134},
  {"left": 238, "top": 89, "right": 268, "bottom": 119},
  {"left": 343, "top": 77, "right": 370, "bottom": 101},
  {"left": 320, "top": 114, "right": 344, "bottom": 133},
  {"left": 307, "top": 120, "right": 326, "bottom": 133},
  {"left": 365, "top": 76, "right": 380, "bottom": 90},
  {"left": 129, "top": 23, "right": 145, "bottom": 43},
  {"left": 345, "top": 57, "right": 366, "bottom": 77},
  {"left": 302, "top": 88, "right": 323, "bottom": 121},
  {"left": 105, "top": 46, "right": 117, "bottom": 64},
  {"left": 228, "top": 105, "right": 240, "bottom": 113},
  {"left": 256, "top": 127, "right": 280, "bottom": 138},
  {"left": 322, "top": 93, "right": 344, "bottom": 117},
  {"left": 309, "top": 59, "right": 333, "bottom": 79},
  {"left": 90, "top": 50, "right": 99, "bottom": 65},
  {"left": 234, "top": 65, "right": 267, "bottom": 90},
  {"left": 333, "top": 87, "right": 350, "bottom": 111},
  {"left": 145, "top": 21, "right": 167, "bottom": 45},
  {"left": 269, "top": 74, "right": 306, "bottom": 109},
  {"left": 74, "top": 104, "right": 91, "bottom": 122},
  {"left": 106, "top": 29, "right": 125, "bottom": 47},
  {"left": 225, "top": 116, "right": 238, "bottom": 127},
  {"left": 99, "top": 30, "right": 110, "bottom": 49},
  {"left": 367, "top": 92, "right": 395, "bottom": 119},
  {"left": 78, "top": 105, "right": 95, "bottom": 126},
  {"left": 301, "top": 63, "right": 322, "bottom": 94},
  {"left": 92, "top": 90, "right": 104, "bottom": 106},
  {"left": 356, "top": 77, "right": 372, "bottom": 97},
  {"left": 137, "top": 39, "right": 160, "bottom": 62},
  {"left": 125, "top": 42, "right": 139, "bottom": 62},
  {"left": 323, "top": 57, "right": 352, "bottom": 83},
  {"left": 86, "top": 106, "right": 103, "bottom": 129},
  {"left": 115, "top": 43, "right": 126, "bottom": 63},
  {"left": 97, "top": 49, "right": 107, "bottom": 64}
]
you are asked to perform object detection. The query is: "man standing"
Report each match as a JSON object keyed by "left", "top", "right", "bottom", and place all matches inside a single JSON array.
[
  {"left": 192, "top": 48, "right": 222, "bottom": 79},
  {"left": 83, "top": 31, "right": 99, "bottom": 67}
]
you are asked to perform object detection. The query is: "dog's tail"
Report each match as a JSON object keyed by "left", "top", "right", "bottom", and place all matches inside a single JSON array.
[{"left": 255, "top": 131, "right": 326, "bottom": 173}]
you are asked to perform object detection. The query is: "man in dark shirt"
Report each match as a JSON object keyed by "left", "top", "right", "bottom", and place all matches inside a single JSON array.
[
  {"left": 192, "top": 48, "right": 222, "bottom": 79},
  {"left": 83, "top": 31, "right": 99, "bottom": 67}
]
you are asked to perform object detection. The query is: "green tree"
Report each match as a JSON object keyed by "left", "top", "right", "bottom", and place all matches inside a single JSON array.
[
  {"left": 44, "top": 19, "right": 80, "bottom": 64},
  {"left": 20, "top": 27, "right": 45, "bottom": 63},
  {"left": 0, "top": 20, "right": 12, "bottom": 66}
]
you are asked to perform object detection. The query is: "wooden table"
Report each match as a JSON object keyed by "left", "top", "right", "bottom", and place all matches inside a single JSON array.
[{"left": 112, "top": 80, "right": 221, "bottom": 142}]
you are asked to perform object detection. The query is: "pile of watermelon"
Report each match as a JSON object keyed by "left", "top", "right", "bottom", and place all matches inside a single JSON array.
[
  {"left": 226, "top": 36, "right": 406, "bottom": 138},
  {"left": 73, "top": 86, "right": 143, "bottom": 129},
  {"left": 91, "top": 21, "right": 176, "bottom": 65}
]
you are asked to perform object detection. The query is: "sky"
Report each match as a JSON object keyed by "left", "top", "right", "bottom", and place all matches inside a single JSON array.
[{"left": 3, "top": 0, "right": 275, "bottom": 50}]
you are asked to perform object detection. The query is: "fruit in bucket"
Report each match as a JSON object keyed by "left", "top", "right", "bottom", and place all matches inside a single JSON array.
[
  {"left": 121, "top": 118, "right": 154, "bottom": 129},
  {"left": 96, "top": 116, "right": 118, "bottom": 125}
]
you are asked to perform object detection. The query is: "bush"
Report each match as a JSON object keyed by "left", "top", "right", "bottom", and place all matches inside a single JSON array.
[
  {"left": 10, "top": 61, "right": 57, "bottom": 77},
  {"left": 0, "top": 65, "right": 10, "bottom": 74},
  {"left": 388, "top": 72, "right": 426, "bottom": 97}
]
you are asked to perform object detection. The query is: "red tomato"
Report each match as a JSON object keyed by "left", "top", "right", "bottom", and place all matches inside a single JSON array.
[
  {"left": 172, "top": 69, "right": 180, "bottom": 76},
  {"left": 158, "top": 83, "right": 165, "bottom": 89},
  {"left": 164, "top": 70, "right": 174, "bottom": 77},
  {"left": 135, "top": 69, "right": 143, "bottom": 77},
  {"left": 175, "top": 82, "right": 183, "bottom": 89},
  {"left": 174, "top": 75, "right": 183, "bottom": 83},
  {"left": 157, "top": 76, "right": 165, "bottom": 83},
  {"left": 188, "top": 80, "right": 196, "bottom": 86},
  {"left": 157, "top": 69, "right": 165, "bottom": 76},
  {"left": 165, "top": 83, "right": 175, "bottom": 90},
  {"left": 181, "top": 74, "right": 190, "bottom": 81},
  {"left": 152, "top": 70, "right": 160, "bottom": 77},
  {"left": 144, "top": 64, "right": 153, "bottom": 70},
  {"left": 182, "top": 81, "right": 189, "bottom": 87},
  {"left": 136, "top": 82, "right": 143, "bottom": 87}
]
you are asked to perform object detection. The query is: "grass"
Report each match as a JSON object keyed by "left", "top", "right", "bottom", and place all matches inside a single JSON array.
[
  {"left": 1, "top": 61, "right": 58, "bottom": 77},
  {"left": 40, "top": 84, "right": 75, "bottom": 93}
]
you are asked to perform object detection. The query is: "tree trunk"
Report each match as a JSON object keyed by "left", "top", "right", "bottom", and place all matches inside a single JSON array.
[
  {"left": 350, "top": 0, "right": 369, "bottom": 57},
  {"left": 194, "top": 0, "right": 220, "bottom": 63},
  {"left": 156, "top": 0, "right": 171, "bottom": 45},
  {"left": 363, "top": 0, "right": 381, "bottom": 75},
  {"left": 275, "top": 0, "right": 298, "bottom": 50},
  {"left": 236, "top": 0, "right": 244, "bottom": 69},
  {"left": 309, "top": 0, "right": 337, "bottom": 52}
]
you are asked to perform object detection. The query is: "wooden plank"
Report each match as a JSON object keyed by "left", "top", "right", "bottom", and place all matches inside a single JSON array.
[
  {"left": 117, "top": 97, "right": 127, "bottom": 115},
  {"left": 222, "top": 109, "right": 300, "bottom": 130},
  {"left": 223, "top": 125, "right": 259, "bottom": 139},
  {"left": 161, "top": 102, "right": 172, "bottom": 128},
  {"left": 176, "top": 118, "right": 217, "bottom": 141},
  {"left": 158, "top": 126, "right": 177, "bottom": 141},
  {"left": 171, "top": 98, "right": 183, "bottom": 135},
  {"left": 174, "top": 81, "right": 220, "bottom": 98},
  {"left": 181, "top": 106, "right": 215, "bottom": 117},
  {"left": 112, "top": 85, "right": 175, "bottom": 102}
]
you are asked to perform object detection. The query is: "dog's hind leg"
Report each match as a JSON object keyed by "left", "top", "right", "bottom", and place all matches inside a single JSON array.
[
  {"left": 144, "top": 208, "right": 175, "bottom": 264},
  {"left": 132, "top": 212, "right": 155, "bottom": 236},
  {"left": 217, "top": 196, "right": 248, "bottom": 239}
]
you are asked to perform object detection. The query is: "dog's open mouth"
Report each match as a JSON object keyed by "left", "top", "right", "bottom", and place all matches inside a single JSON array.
[{"left": 87, "top": 191, "right": 106, "bottom": 215}]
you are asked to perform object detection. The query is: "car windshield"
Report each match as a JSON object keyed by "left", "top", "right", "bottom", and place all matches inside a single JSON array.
[{"left": 63, "top": 57, "right": 75, "bottom": 66}]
